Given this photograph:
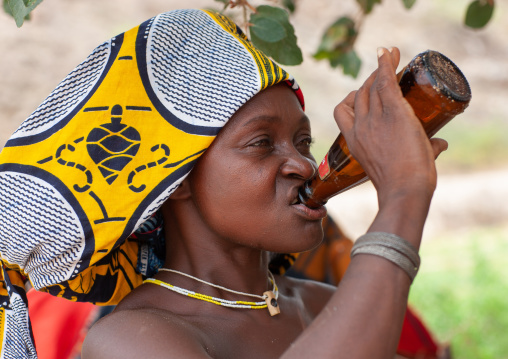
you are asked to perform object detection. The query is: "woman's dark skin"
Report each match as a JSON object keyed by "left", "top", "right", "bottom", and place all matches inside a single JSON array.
[{"left": 82, "top": 47, "right": 448, "bottom": 358}]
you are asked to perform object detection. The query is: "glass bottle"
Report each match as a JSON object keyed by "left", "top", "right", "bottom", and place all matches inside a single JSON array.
[{"left": 298, "top": 50, "right": 472, "bottom": 208}]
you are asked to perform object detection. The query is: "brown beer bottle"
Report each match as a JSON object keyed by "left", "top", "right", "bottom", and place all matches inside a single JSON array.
[{"left": 298, "top": 50, "right": 472, "bottom": 208}]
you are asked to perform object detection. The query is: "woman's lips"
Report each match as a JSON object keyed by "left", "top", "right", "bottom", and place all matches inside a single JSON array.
[{"left": 291, "top": 202, "right": 327, "bottom": 221}]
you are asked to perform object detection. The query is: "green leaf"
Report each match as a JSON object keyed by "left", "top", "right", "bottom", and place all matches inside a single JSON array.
[
  {"left": 465, "top": 0, "right": 494, "bottom": 29},
  {"left": 314, "top": 17, "right": 357, "bottom": 56},
  {"left": 250, "top": 16, "right": 287, "bottom": 43},
  {"left": 3, "top": 0, "right": 13, "bottom": 16},
  {"left": 250, "top": 5, "right": 303, "bottom": 66},
  {"left": 338, "top": 50, "right": 362, "bottom": 78},
  {"left": 356, "top": 0, "right": 381, "bottom": 14},
  {"left": 323, "top": 50, "right": 362, "bottom": 78},
  {"left": 282, "top": 0, "right": 296, "bottom": 13},
  {"left": 312, "top": 17, "right": 361, "bottom": 78},
  {"left": 402, "top": 0, "right": 417, "bottom": 9},
  {"left": 4, "top": 0, "right": 43, "bottom": 27}
]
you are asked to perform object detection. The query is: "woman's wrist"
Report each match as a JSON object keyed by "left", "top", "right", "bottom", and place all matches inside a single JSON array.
[
  {"left": 370, "top": 187, "right": 434, "bottom": 249},
  {"left": 377, "top": 183, "right": 435, "bottom": 209}
]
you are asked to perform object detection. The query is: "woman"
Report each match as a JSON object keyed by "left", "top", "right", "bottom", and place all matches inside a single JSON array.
[{"left": 0, "top": 9, "right": 446, "bottom": 358}]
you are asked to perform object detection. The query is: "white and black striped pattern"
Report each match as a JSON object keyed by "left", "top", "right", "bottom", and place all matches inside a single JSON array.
[
  {"left": 10, "top": 42, "right": 111, "bottom": 141},
  {"left": 2, "top": 298, "right": 36, "bottom": 359},
  {"left": 146, "top": 9, "right": 260, "bottom": 128},
  {"left": 0, "top": 172, "right": 84, "bottom": 289}
]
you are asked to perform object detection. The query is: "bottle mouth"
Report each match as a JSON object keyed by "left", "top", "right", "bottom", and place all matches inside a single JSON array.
[
  {"left": 420, "top": 50, "right": 472, "bottom": 103},
  {"left": 296, "top": 186, "right": 326, "bottom": 209}
]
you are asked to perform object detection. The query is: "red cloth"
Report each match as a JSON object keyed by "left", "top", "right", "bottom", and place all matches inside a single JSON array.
[
  {"left": 398, "top": 307, "right": 440, "bottom": 359},
  {"left": 27, "top": 289, "right": 98, "bottom": 359}
]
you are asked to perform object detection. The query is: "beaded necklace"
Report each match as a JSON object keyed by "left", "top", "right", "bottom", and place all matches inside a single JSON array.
[{"left": 144, "top": 268, "right": 280, "bottom": 316}]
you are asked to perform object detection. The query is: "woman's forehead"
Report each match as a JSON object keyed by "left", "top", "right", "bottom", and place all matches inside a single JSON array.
[{"left": 224, "top": 83, "right": 306, "bottom": 130}]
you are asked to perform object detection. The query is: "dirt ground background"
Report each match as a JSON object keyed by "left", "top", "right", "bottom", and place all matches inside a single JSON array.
[{"left": 1, "top": 0, "right": 507, "bottom": 240}]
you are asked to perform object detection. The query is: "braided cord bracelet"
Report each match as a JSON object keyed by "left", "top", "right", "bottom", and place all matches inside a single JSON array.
[{"left": 350, "top": 232, "right": 421, "bottom": 282}]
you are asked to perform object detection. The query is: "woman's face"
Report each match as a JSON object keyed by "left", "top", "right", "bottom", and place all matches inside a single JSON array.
[{"left": 186, "top": 83, "right": 326, "bottom": 253}]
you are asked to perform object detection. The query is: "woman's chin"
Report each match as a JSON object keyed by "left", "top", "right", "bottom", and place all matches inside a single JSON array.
[{"left": 269, "top": 226, "right": 324, "bottom": 254}]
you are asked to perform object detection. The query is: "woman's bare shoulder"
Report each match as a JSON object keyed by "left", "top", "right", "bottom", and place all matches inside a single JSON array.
[{"left": 82, "top": 307, "right": 211, "bottom": 359}]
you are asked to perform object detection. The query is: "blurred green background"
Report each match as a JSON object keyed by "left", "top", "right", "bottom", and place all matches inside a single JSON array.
[{"left": 410, "top": 227, "right": 508, "bottom": 359}]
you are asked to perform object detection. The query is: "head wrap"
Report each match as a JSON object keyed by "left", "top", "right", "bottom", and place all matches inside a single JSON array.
[{"left": 0, "top": 9, "right": 303, "bottom": 357}]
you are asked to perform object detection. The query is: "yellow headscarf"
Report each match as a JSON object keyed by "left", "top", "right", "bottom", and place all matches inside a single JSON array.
[{"left": 0, "top": 9, "right": 303, "bottom": 357}]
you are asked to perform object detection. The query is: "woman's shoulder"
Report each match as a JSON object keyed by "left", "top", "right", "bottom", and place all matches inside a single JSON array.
[{"left": 82, "top": 289, "right": 212, "bottom": 359}]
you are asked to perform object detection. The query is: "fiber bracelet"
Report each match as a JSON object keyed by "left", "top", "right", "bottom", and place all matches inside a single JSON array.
[{"left": 351, "top": 232, "right": 421, "bottom": 282}]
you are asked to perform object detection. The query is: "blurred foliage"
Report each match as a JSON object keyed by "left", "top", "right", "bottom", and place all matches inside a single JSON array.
[
  {"left": 3, "top": 0, "right": 42, "bottom": 27},
  {"left": 356, "top": 0, "right": 382, "bottom": 14},
  {"left": 313, "top": 17, "right": 361, "bottom": 77},
  {"left": 2, "top": 0, "right": 497, "bottom": 77},
  {"left": 249, "top": 5, "right": 302, "bottom": 65},
  {"left": 465, "top": 0, "right": 495, "bottom": 28},
  {"left": 281, "top": 0, "right": 295, "bottom": 13},
  {"left": 401, "top": 0, "right": 416, "bottom": 9},
  {"left": 409, "top": 227, "right": 508, "bottom": 359}
]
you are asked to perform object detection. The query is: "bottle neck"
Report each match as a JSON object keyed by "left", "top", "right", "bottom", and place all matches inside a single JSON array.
[{"left": 298, "top": 182, "right": 324, "bottom": 209}]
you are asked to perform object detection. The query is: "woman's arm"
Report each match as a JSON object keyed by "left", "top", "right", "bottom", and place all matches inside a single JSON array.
[{"left": 281, "top": 47, "right": 447, "bottom": 359}]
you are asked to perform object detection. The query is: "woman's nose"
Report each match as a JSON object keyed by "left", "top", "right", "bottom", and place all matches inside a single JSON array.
[{"left": 280, "top": 150, "right": 317, "bottom": 181}]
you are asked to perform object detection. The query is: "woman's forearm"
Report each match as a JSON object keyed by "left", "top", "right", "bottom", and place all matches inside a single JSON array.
[{"left": 282, "top": 190, "right": 433, "bottom": 359}]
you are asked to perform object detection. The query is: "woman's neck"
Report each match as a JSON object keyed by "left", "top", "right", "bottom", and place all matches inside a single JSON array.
[{"left": 161, "top": 199, "right": 273, "bottom": 297}]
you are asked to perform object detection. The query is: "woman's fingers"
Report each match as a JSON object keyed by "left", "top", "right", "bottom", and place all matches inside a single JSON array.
[
  {"left": 388, "top": 47, "right": 401, "bottom": 70},
  {"left": 369, "top": 48, "right": 402, "bottom": 112},
  {"left": 354, "top": 67, "right": 381, "bottom": 120},
  {"left": 333, "top": 90, "right": 357, "bottom": 135},
  {"left": 339, "top": 47, "right": 441, "bottom": 194},
  {"left": 430, "top": 138, "right": 448, "bottom": 159},
  {"left": 356, "top": 47, "right": 402, "bottom": 124}
]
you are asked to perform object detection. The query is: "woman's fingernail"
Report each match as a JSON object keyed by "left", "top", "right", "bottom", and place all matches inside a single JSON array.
[
  {"left": 388, "top": 47, "right": 395, "bottom": 53},
  {"left": 377, "top": 47, "right": 385, "bottom": 58}
]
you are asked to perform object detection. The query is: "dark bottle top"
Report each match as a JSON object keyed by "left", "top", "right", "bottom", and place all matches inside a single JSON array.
[{"left": 298, "top": 50, "right": 472, "bottom": 208}]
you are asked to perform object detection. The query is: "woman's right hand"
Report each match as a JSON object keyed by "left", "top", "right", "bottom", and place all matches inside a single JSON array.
[{"left": 333, "top": 47, "right": 448, "bottom": 205}]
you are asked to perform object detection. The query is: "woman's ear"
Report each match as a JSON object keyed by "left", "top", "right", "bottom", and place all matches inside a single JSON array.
[{"left": 168, "top": 177, "right": 192, "bottom": 200}]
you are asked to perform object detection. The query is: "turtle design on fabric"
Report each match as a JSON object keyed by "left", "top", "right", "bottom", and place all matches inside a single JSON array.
[{"left": 86, "top": 104, "right": 141, "bottom": 184}]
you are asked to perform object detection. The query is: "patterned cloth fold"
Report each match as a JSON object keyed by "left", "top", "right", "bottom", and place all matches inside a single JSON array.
[{"left": 0, "top": 9, "right": 302, "bottom": 358}]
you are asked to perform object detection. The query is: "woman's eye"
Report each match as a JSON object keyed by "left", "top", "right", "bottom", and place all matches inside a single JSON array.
[
  {"left": 297, "top": 137, "right": 313, "bottom": 149},
  {"left": 251, "top": 139, "right": 272, "bottom": 148}
]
